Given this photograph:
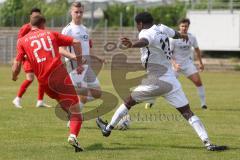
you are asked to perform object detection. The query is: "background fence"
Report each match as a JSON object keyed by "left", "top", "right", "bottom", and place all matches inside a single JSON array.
[{"left": 0, "top": 0, "right": 240, "bottom": 70}]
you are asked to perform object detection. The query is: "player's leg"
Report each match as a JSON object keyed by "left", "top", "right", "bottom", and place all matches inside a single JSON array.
[
  {"left": 96, "top": 79, "right": 171, "bottom": 136},
  {"left": 12, "top": 72, "right": 34, "bottom": 108},
  {"left": 183, "top": 63, "right": 207, "bottom": 109},
  {"left": 47, "top": 65, "right": 84, "bottom": 152},
  {"left": 79, "top": 87, "right": 101, "bottom": 104},
  {"left": 35, "top": 85, "right": 52, "bottom": 108},
  {"left": 164, "top": 86, "right": 226, "bottom": 151},
  {"left": 84, "top": 66, "right": 102, "bottom": 103},
  {"left": 96, "top": 95, "right": 136, "bottom": 136},
  {"left": 177, "top": 104, "right": 227, "bottom": 151},
  {"left": 187, "top": 72, "right": 207, "bottom": 109}
]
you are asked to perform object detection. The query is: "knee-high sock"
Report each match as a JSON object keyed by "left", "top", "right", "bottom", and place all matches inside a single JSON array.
[
  {"left": 17, "top": 80, "right": 33, "bottom": 98},
  {"left": 38, "top": 85, "right": 45, "bottom": 100},
  {"left": 197, "top": 86, "right": 206, "bottom": 106},
  {"left": 106, "top": 104, "right": 128, "bottom": 130},
  {"left": 69, "top": 102, "right": 84, "bottom": 137},
  {"left": 69, "top": 113, "right": 82, "bottom": 137},
  {"left": 188, "top": 115, "right": 210, "bottom": 145}
]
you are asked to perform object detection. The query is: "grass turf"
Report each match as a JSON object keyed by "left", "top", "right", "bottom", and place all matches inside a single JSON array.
[{"left": 0, "top": 65, "right": 239, "bottom": 160}]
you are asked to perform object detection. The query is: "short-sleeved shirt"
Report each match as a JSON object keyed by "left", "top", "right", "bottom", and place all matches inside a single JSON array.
[
  {"left": 62, "top": 22, "right": 91, "bottom": 70},
  {"left": 18, "top": 23, "right": 32, "bottom": 63},
  {"left": 170, "top": 33, "right": 198, "bottom": 65},
  {"left": 138, "top": 24, "right": 175, "bottom": 76},
  {"left": 16, "top": 29, "right": 73, "bottom": 85}
]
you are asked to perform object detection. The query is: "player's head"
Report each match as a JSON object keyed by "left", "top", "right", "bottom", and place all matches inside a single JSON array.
[
  {"left": 30, "top": 8, "right": 41, "bottom": 18},
  {"left": 30, "top": 15, "right": 46, "bottom": 29},
  {"left": 70, "top": 2, "right": 84, "bottom": 24},
  {"left": 178, "top": 18, "right": 190, "bottom": 34},
  {"left": 135, "top": 12, "right": 153, "bottom": 32}
]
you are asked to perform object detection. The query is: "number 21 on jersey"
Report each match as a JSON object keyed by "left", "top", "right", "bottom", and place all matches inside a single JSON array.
[{"left": 31, "top": 36, "right": 55, "bottom": 63}]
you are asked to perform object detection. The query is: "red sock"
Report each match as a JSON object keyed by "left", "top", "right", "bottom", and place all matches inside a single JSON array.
[
  {"left": 69, "top": 114, "right": 82, "bottom": 137},
  {"left": 38, "top": 85, "right": 44, "bottom": 100},
  {"left": 17, "top": 80, "right": 33, "bottom": 98}
]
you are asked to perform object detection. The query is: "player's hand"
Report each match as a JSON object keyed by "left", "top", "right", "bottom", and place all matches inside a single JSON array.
[
  {"left": 172, "top": 63, "right": 181, "bottom": 72},
  {"left": 76, "top": 65, "right": 84, "bottom": 74},
  {"left": 12, "top": 75, "right": 18, "bottom": 81},
  {"left": 120, "top": 37, "right": 132, "bottom": 48},
  {"left": 198, "top": 63, "right": 204, "bottom": 72}
]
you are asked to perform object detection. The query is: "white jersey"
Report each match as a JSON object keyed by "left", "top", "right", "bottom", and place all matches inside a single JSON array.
[
  {"left": 62, "top": 22, "right": 90, "bottom": 70},
  {"left": 170, "top": 33, "right": 198, "bottom": 65},
  {"left": 138, "top": 24, "right": 176, "bottom": 76}
]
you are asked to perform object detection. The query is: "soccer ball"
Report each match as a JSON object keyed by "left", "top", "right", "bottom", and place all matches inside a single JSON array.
[{"left": 116, "top": 114, "right": 131, "bottom": 130}]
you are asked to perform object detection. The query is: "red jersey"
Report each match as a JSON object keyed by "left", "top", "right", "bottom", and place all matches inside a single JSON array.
[
  {"left": 16, "top": 29, "right": 73, "bottom": 85},
  {"left": 17, "top": 23, "right": 32, "bottom": 39}
]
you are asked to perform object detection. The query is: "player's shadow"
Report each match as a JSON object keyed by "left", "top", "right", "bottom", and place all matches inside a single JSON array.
[
  {"left": 85, "top": 143, "right": 140, "bottom": 151},
  {"left": 168, "top": 145, "right": 205, "bottom": 150},
  {"left": 82, "top": 126, "right": 156, "bottom": 131},
  {"left": 209, "top": 108, "right": 240, "bottom": 112},
  {"left": 126, "top": 127, "right": 167, "bottom": 131}
]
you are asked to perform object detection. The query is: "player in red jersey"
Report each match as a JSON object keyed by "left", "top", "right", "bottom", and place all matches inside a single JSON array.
[
  {"left": 12, "top": 8, "right": 51, "bottom": 108},
  {"left": 12, "top": 15, "right": 84, "bottom": 152}
]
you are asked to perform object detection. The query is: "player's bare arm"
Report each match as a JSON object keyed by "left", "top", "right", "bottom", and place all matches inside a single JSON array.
[
  {"left": 171, "top": 58, "right": 181, "bottom": 72},
  {"left": 12, "top": 59, "right": 22, "bottom": 81},
  {"left": 90, "top": 47, "right": 105, "bottom": 63},
  {"left": 121, "top": 37, "right": 149, "bottom": 48},
  {"left": 59, "top": 47, "right": 77, "bottom": 60},
  {"left": 194, "top": 47, "right": 204, "bottom": 71},
  {"left": 72, "top": 39, "right": 84, "bottom": 74}
]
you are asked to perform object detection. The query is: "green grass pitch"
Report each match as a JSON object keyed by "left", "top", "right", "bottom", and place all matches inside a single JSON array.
[{"left": 0, "top": 65, "right": 240, "bottom": 160}]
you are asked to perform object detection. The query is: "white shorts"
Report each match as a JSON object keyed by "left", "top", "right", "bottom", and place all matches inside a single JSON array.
[
  {"left": 69, "top": 65, "right": 100, "bottom": 90},
  {"left": 176, "top": 61, "right": 198, "bottom": 77},
  {"left": 131, "top": 75, "right": 189, "bottom": 108}
]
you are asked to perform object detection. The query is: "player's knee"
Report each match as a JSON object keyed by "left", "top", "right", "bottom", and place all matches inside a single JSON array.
[
  {"left": 124, "top": 96, "right": 137, "bottom": 109},
  {"left": 177, "top": 104, "right": 194, "bottom": 120},
  {"left": 194, "top": 80, "right": 202, "bottom": 87},
  {"left": 91, "top": 89, "right": 102, "bottom": 99}
]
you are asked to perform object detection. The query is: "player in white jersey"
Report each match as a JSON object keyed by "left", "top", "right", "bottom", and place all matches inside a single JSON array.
[
  {"left": 60, "top": 2, "right": 103, "bottom": 107},
  {"left": 171, "top": 18, "right": 207, "bottom": 109},
  {"left": 96, "top": 12, "right": 227, "bottom": 151}
]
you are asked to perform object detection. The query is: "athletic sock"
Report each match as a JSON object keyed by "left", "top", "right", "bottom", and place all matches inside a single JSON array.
[
  {"left": 70, "top": 113, "right": 82, "bottom": 137},
  {"left": 17, "top": 80, "right": 33, "bottom": 97},
  {"left": 188, "top": 115, "right": 210, "bottom": 145},
  {"left": 38, "top": 85, "right": 44, "bottom": 100},
  {"left": 197, "top": 86, "right": 206, "bottom": 106},
  {"left": 106, "top": 104, "right": 129, "bottom": 131}
]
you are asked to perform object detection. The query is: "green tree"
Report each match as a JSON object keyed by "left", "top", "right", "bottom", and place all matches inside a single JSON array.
[
  {"left": 0, "top": 0, "right": 69, "bottom": 27},
  {"left": 0, "top": 0, "right": 23, "bottom": 26},
  {"left": 101, "top": 3, "right": 186, "bottom": 28}
]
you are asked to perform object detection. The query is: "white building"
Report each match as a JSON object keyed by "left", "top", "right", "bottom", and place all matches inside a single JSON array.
[{"left": 187, "top": 10, "right": 240, "bottom": 51}]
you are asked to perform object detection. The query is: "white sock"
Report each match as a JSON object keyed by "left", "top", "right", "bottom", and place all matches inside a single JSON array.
[
  {"left": 37, "top": 100, "right": 43, "bottom": 103},
  {"left": 197, "top": 86, "right": 206, "bottom": 106},
  {"left": 106, "top": 104, "right": 129, "bottom": 130},
  {"left": 188, "top": 115, "right": 210, "bottom": 145},
  {"left": 86, "top": 92, "right": 95, "bottom": 102},
  {"left": 15, "top": 97, "right": 21, "bottom": 101},
  {"left": 87, "top": 96, "right": 94, "bottom": 102},
  {"left": 69, "top": 134, "right": 76, "bottom": 138}
]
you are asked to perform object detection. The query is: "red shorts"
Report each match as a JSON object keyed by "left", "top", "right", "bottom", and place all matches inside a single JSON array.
[
  {"left": 40, "top": 64, "right": 79, "bottom": 112},
  {"left": 42, "top": 82, "right": 79, "bottom": 111},
  {"left": 23, "top": 59, "right": 33, "bottom": 73}
]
